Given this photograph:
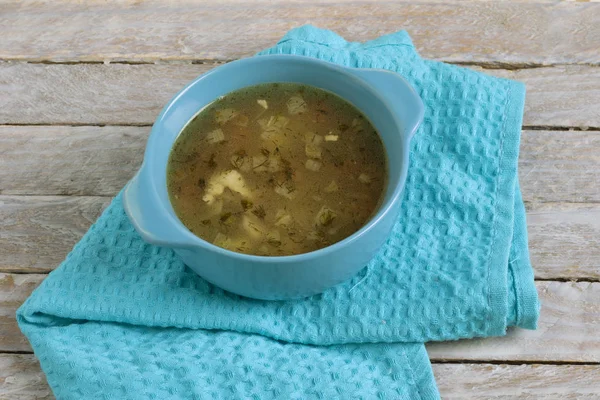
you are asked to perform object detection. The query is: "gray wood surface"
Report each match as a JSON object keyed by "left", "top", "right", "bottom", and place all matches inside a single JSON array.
[
  {"left": 2, "top": 63, "right": 599, "bottom": 127},
  {"left": 434, "top": 363, "right": 600, "bottom": 400},
  {"left": 527, "top": 203, "right": 600, "bottom": 280},
  {"left": 0, "top": 197, "right": 110, "bottom": 273},
  {"left": 0, "top": 354, "right": 53, "bottom": 400},
  {"left": 2, "top": 1, "right": 599, "bottom": 65}
]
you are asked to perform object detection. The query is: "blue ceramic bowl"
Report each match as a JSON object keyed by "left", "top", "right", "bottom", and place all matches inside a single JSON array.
[{"left": 123, "top": 55, "right": 423, "bottom": 300}]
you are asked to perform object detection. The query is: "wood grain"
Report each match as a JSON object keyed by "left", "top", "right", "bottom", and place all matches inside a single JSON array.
[
  {"left": 0, "top": 63, "right": 213, "bottom": 126},
  {"left": 427, "top": 281, "right": 600, "bottom": 363},
  {"left": 0, "top": 354, "right": 52, "bottom": 400},
  {"left": 1, "top": 1, "right": 599, "bottom": 65},
  {"left": 434, "top": 364, "right": 600, "bottom": 400},
  {"left": 519, "top": 130, "right": 600, "bottom": 204},
  {"left": 527, "top": 203, "right": 600, "bottom": 280},
  {"left": 0, "top": 196, "right": 110, "bottom": 274},
  {"left": 481, "top": 66, "right": 600, "bottom": 129},
  {"left": 0, "top": 126, "right": 147, "bottom": 197},
  {"left": 0, "top": 274, "right": 45, "bottom": 353},
  {"left": 1, "top": 63, "right": 599, "bottom": 127},
  {"left": 2, "top": 126, "right": 599, "bottom": 204},
  {"left": 0, "top": 355, "right": 598, "bottom": 400},
  {"left": 3, "top": 272, "right": 599, "bottom": 361}
]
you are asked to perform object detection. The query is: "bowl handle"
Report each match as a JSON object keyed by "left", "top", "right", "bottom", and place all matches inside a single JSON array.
[
  {"left": 350, "top": 68, "right": 424, "bottom": 140},
  {"left": 123, "top": 171, "right": 196, "bottom": 249}
]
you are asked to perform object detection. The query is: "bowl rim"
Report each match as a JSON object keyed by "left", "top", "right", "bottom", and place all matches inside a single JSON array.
[{"left": 135, "top": 54, "right": 420, "bottom": 264}]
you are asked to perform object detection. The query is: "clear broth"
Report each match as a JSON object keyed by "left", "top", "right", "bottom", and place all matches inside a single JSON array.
[{"left": 167, "top": 83, "right": 387, "bottom": 256}]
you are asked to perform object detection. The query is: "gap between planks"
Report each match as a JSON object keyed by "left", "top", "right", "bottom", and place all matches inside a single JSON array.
[
  {"left": 8, "top": 59, "right": 600, "bottom": 70},
  {"left": 1, "top": 1, "right": 599, "bottom": 65},
  {"left": 1, "top": 123, "right": 599, "bottom": 131},
  {"left": 1, "top": 62, "right": 599, "bottom": 127}
]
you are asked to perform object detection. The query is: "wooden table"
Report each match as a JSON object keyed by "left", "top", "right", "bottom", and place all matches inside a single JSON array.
[{"left": 1, "top": 1, "right": 599, "bottom": 398}]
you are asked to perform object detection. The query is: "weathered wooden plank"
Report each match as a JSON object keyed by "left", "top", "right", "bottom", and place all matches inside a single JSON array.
[
  {"left": 2, "top": 126, "right": 598, "bottom": 204},
  {"left": 527, "top": 203, "right": 600, "bottom": 280},
  {"left": 434, "top": 364, "right": 600, "bottom": 400},
  {"left": 427, "top": 281, "right": 600, "bottom": 363},
  {"left": 1, "top": 1, "right": 599, "bottom": 64},
  {"left": 0, "top": 197, "right": 110, "bottom": 274},
  {"left": 2, "top": 271, "right": 599, "bottom": 361},
  {"left": 0, "top": 63, "right": 214, "bottom": 126},
  {"left": 0, "top": 195, "right": 598, "bottom": 278},
  {"left": 0, "top": 126, "right": 147, "bottom": 197},
  {"left": 1, "top": 63, "right": 599, "bottom": 127},
  {"left": 481, "top": 66, "right": 600, "bottom": 129},
  {"left": 0, "top": 354, "right": 53, "bottom": 400},
  {"left": 519, "top": 130, "right": 600, "bottom": 204},
  {"left": 0, "top": 274, "right": 45, "bottom": 353},
  {"left": 0, "top": 356, "right": 599, "bottom": 400}
]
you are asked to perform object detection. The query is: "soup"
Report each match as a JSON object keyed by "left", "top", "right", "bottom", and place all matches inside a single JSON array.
[{"left": 167, "top": 83, "right": 387, "bottom": 256}]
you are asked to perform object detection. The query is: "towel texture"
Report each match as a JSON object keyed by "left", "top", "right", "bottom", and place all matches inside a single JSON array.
[{"left": 18, "top": 26, "right": 539, "bottom": 399}]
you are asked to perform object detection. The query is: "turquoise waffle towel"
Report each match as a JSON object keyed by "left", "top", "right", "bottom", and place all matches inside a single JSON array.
[{"left": 18, "top": 26, "right": 539, "bottom": 399}]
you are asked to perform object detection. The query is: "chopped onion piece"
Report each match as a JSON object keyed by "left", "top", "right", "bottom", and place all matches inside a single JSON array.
[
  {"left": 206, "top": 128, "right": 225, "bottom": 144},
  {"left": 305, "top": 143, "right": 322, "bottom": 159},
  {"left": 215, "top": 108, "right": 238, "bottom": 124},
  {"left": 252, "top": 155, "right": 269, "bottom": 172},
  {"left": 304, "top": 132, "right": 323, "bottom": 145},
  {"left": 202, "top": 182, "right": 224, "bottom": 204},
  {"left": 287, "top": 95, "right": 307, "bottom": 115},
  {"left": 259, "top": 115, "right": 289, "bottom": 140},
  {"left": 213, "top": 233, "right": 231, "bottom": 247},
  {"left": 315, "top": 206, "right": 337, "bottom": 227},
  {"left": 305, "top": 159, "right": 322, "bottom": 172},
  {"left": 242, "top": 215, "right": 265, "bottom": 239},
  {"left": 257, "top": 99, "right": 268, "bottom": 109},
  {"left": 202, "top": 170, "right": 252, "bottom": 204},
  {"left": 307, "top": 231, "right": 321, "bottom": 241},
  {"left": 358, "top": 173, "right": 371, "bottom": 184},
  {"left": 324, "top": 135, "right": 339, "bottom": 142},
  {"left": 275, "top": 185, "right": 295, "bottom": 199},
  {"left": 275, "top": 210, "right": 293, "bottom": 227},
  {"left": 266, "top": 230, "right": 282, "bottom": 246},
  {"left": 324, "top": 180, "right": 338, "bottom": 193}
]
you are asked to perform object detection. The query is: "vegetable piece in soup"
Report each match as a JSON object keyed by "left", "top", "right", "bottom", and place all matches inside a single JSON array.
[{"left": 167, "top": 83, "right": 387, "bottom": 256}]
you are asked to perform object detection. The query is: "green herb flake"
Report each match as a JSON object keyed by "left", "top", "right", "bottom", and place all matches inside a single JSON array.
[
  {"left": 207, "top": 153, "right": 217, "bottom": 169},
  {"left": 316, "top": 207, "right": 337, "bottom": 227},
  {"left": 240, "top": 199, "right": 253, "bottom": 211},
  {"left": 267, "top": 238, "right": 282, "bottom": 247},
  {"left": 252, "top": 205, "right": 266, "bottom": 219},
  {"left": 219, "top": 212, "right": 233, "bottom": 225}
]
